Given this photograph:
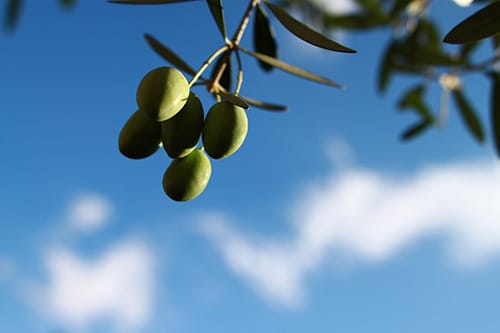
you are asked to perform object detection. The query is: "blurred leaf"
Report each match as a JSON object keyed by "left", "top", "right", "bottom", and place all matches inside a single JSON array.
[
  {"left": 459, "top": 41, "right": 480, "bottom": 60},
  {"left": 144, "top": 34, "right": 197, "bottom": 76},
  {"left": 253, "top": 4, "right": 278, "bottom": 72},
  {"left": 378, "top": 40, "right": 397, "bottom": 93},
  {"left": 389, "top": 0, "right": 413, "bottom": 18},
  {"left": 109, "top": 0, "right": 198, "bottom": 4},
  {"left": 59, "top": 0, "right": 77, "bottom": 9},
  {"left": 239, "top": 46, "right": 344, "bottom": 88},
  {"left": 415, "top": 47, "right": 464, "bottom": 66},
  {"left": 211, "top": 51, "right": 232, "bottom": 91},
  {"left": 263, "top": 1, "right": 356, "bottom": 53},
  {"left": 398, "top": 85, "right": 433, "bottom": 121},
  {"left": 452, "top": 89, "right": 485, "bottom": 143},
  {"left": 241, "top": 96, "right": 287, "bottom": 111},
  {"left": 354, "top": 0, "right": 387, "bottom": 20},
  {"left": 444, "top": 1, "right": 500, "bottom": 44},
  {"left": 322, "top": 13, "right": 387, "bottom": 30},
  {"left": 217, "top": 91, "right": 250, "bottom": 109},
  {"left": 4, "top": 0, "right": 22, "bottom": 31},
  {"left": 206, "top": 0, "right": 227, "bottom": 39},
  {"left": 400, "top": 120, "right": 432, "bottom": 141},
  {"left": 417, "top": 19, "right": 441, "bottom": 50},
  {"left": 490, "top": 72, "right": 500, "bottom": 156}
]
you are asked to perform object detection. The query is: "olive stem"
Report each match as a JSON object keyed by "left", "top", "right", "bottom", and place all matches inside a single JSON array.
[
  {"left": 210, "top": 0, "right": 259, "bottom": 91},
  {"left": 232, "top": 0, "right": 260, "bottom": 47},
  {"left": 189, "top": 44, "right": 230, "bottom": 87},
  {"left": 234, "top": 49, "right": 243, "bottom": 96}
]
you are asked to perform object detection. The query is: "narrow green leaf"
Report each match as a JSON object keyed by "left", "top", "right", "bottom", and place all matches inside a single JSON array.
[
  {"left": 241, "top": 96, "right": 287, "bottom": 111},
  {"left": 206, "top": 0, "right": 226, "bottom": 39},
  {"left": 211, "top": 51, "right": 232, "bottom": 92},
  {"left": 253, "top": 4, "right": 278, "bottom": 72},
  {"left": 109, "top": 0, "right": 198, "bottom": 4},
  {"left": 400, "top": 121, "right": 432, "bottom": 141},
  {"left": 377, "top": 40, "right": 397, "bottom": 93},
  {"left": 4, "top": 0, "right": 22, "bottom": 31},
  {"left": 263, "top": 1, "right": 356, "bottom": 53},
  {"left": 217, "top": 91, "right": 250, "bottom": 109},
  {"left": 452, "top": 89, "right": 485, "bottom": 143},
  {"left": 144, "top": 34, "right": 197, "bottom": 76},
  {"left": 490, "top": 72, "right": 500, "bottom": 156},
  {"left": 239, "top": 47, "right": 344, "bottom": 88},
  {"left": 444, "top": 1, "right": 500, "bottom": 44}
]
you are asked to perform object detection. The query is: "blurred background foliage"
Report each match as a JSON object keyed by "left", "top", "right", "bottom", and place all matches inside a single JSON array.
[{"left": 3, "top": 0, "right": 500, "bottom": 155}]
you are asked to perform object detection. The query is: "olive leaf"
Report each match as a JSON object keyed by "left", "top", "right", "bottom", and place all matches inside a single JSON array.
[
  {"left": 206, "top": 0, "right": 227, "bottom": 39},
  {"left": 490, "top": 72, "right": 500, "bottom": 156},
  {"left": 144, "top": 34, "right": 198, "bottom": 76},
  {"left": 444, "top": 1, "right": 500, "bottom": 44},
  {"left": 241, "top": 96, "right": 287, "bottom": 111},
  {"left": 211, "top": 50, "right": 232, "bottom": 92},
  {"left": 217, "top": 91, "right": 250, "bottom": 109},
  {"left": 253, "top": 3, "right": 278, "bottom": 72},
  {"left": 400, "top": 120, "right": 432, "bottom": 141},
  {"left": 4, "top": 0, "right": 22, "bottom": 31},
  {"left": 239, "top": 46, "right": 344, "bottom": 88},
  {"left": 452, "top": 89, "right": 485, "bottom": 143},
  {"left": 109, "top": 0, "right": 198, "bottom": 4},
  {"left": 263, "top": 1, "right": 356, "bottom": 53}
]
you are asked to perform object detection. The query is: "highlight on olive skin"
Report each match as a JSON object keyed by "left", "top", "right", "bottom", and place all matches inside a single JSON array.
[{"left": 136, "top": 66, "right": 190, "bottom": 122}]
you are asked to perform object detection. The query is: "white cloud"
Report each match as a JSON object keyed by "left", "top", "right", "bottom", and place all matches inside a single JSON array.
[
  {"left": 200, "top": 155, "right": 500, "bottom": 308},
  {"left": 32, "top": 240, "right": 156, "bottom": 332},
  {"left": 66, "top": 194, "right": 112, "bottom": 233}
]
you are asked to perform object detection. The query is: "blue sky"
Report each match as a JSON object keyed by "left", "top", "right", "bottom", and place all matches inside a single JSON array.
[{"left": 1, "top": 0, "right": 500, "bottom": 332}]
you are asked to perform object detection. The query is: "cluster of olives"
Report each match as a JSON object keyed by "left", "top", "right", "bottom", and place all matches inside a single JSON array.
[{"left": 118, "top": 66, "right": 248, "bottom": 201}]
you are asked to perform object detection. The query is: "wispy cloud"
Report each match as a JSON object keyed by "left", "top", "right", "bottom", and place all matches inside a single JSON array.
[
  {"left": 200, "top": 148, "right": 500, "bottom": 308},
  {"left": 30, "top": 240, "right": 156, "bottom": 333},
  {"left": 66, "top": 193, "right": 113, "bottom": 233}
]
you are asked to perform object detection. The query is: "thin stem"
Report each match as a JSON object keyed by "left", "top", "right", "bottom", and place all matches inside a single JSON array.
[
  {"left": 231, "top": 0, "right": 259, "bottom": 46},
  {"left": 189, "top": 44, "right": 229, "bottom": 87},
  {"left": 210, "top": 0, "right": 259, "bottom": 91},
  {"left": 234, "top": 50, "right": 243, "bottom": 96}
]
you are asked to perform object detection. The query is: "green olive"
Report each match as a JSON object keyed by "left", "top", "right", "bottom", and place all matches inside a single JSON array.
[
  {"left": 202, "top": 101, "right": 248, "bottom": 159},
  {"left": 161, "top": 92, "right": 204, "bottom": 159},
  {"left": 162, "top": 149, "right": 212, "bottom": 201},
  {"left": 118, "top": 110, "right": 161, "bottom": 159},
  {"left": 136, "top": 67, "right": 190, "bottom": 122}
]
